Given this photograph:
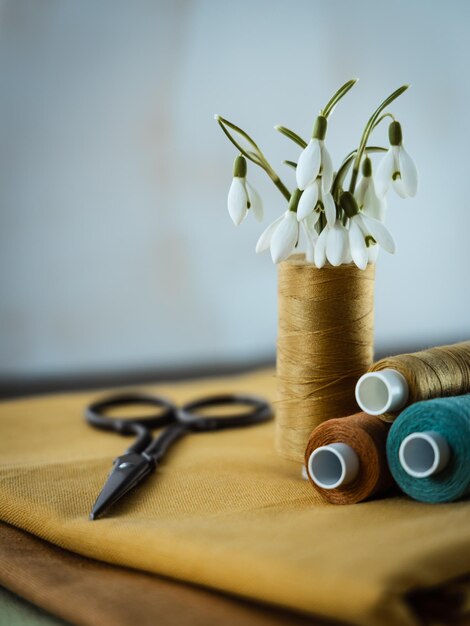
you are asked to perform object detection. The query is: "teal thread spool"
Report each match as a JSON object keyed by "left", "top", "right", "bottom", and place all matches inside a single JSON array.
[{"left": 386, "top": 395, "right": 470, "bottom": 503}]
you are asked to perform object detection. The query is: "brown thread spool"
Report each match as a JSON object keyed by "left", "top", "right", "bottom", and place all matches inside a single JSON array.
[
  {"left": 304, "top": 413, "right": 393, "bottom": 504},
  {"left": 357, "top": 341, "right": 470, "bottom": 421},
  {"left": 276, "top": 255, "right": 375, "bottom": 462}
]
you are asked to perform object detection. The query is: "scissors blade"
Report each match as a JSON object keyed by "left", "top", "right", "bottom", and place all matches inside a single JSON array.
[{"left": 90, "top": 452, "right": 154, "bottom": 520}]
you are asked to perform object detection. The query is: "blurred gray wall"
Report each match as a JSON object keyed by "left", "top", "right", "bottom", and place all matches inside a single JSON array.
[{"left": 0, "top": 0, "right": 469, "bottom": 379}]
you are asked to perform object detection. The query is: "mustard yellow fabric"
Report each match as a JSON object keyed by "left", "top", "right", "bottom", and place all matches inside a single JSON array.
[{"left": 0, "top": 369, "right": 469, "bottom": 626}]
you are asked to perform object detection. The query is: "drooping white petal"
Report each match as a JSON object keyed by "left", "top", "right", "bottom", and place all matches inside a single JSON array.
[
  {"left": 363, "top": 190, "right": 387, "bottom": 222},
  {"left": 270, "top": 211, "right": 299, "bottom": 263},
  {"left": 301, "top": 221, "right": 315, "bottom": 263},
  {"left": 355, "top": 177, "right": 368, "bottom": 209},
  {"left": 314, "top": 226, "right": 328, "bottom": 268},
  {"left": 296, "top": 139, "right": 321, "bottom": 190},
  {"left": 367, "top": 243, "right": 379, "bottom": 264},
  {"left": 322, "top": 190, "right": 336, "bottom": 228},
  {"left": 375, "top": 149, "right": 395, "bottom": 198},
  {"left": 363, "top": 178, "right": 385, "bottom": 219},
  {"left": 326, "top": 222, "right": 348, "bottom": 267},
  {"left": 398, "top": 146, "right": 418, "bottom": 197},
  {"left": 320, "top": 144, "right": 334, "bottom": 193},
  {"left": 297, "top": 181, "right": 319, "bottom": 221},
  {"left": 255, "top": 215, "right": 283, "bottom": 253},
  {"left": 246, "top": 182, "right": 264, "bottom": 222},
  {"left": 227, "top": 177, "right": 248, "bottom": 225},
  {"left": 391, "top": 176, "right": 408, "bottom": 198},
  {"left": 343, "top": 247, "right": 353, "bottom": 264},
  {"left": 358, "top": 213, "right": 396, "bottom": 254},
  {"left": 348, "top": 217, "right": 368, "bottom": 270}
]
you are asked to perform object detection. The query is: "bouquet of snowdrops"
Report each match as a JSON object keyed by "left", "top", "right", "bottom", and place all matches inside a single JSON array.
[{"left": 215, "top": 79, "right": 417, "bottom": 270}]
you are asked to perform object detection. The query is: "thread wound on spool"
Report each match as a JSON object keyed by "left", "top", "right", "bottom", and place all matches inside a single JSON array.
[
  {"left": 387, "top": 395, "right": 470, "bottom": 503},
  {"left": 368, "top": 342, "right": 470, "bottom": 422},
  {"left": 276, "top": 255, "right": 375, "bottom": 462},
  {"left": 304, "top": 412, "right": 393, "bottom": 504}
]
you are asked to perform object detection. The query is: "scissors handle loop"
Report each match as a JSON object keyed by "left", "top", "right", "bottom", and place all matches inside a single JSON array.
[
  {"left": 85, "top": 393, "right": 175, "bottom": 429},
  {"left": 85, "top": 393, "right": 176, "bottom": 454},
  {"left": 178, "top": 393, "right": 272, "bottom": 431}
]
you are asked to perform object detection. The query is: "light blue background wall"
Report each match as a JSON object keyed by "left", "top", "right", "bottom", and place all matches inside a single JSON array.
[{"left": 0, "top": 0, "right": 468, "bottom": 378}]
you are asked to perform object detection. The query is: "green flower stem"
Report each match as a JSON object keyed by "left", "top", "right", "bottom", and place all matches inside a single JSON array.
[
  {"left": 321, "top": 78, "right": 358, "bottom": 118},
  {"left": 372, "top": 112, "right": 396, "bottom": 130},
  {"left": 348, "top": 85, "right": 409, "bottom": 193},
  {"left": 288, "top": 188, "right": 302, "bottom": 212},
  {"left": 332, "top": 146, "right": 387, "bottom": 203},
  {"left": 216, "top": 115, "right": 291, "bottom": 201}
]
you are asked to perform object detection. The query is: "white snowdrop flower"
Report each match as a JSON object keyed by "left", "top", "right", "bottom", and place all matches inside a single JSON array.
[
  {"left": 349, "top": 212, "right": 396, "bottom": 270},
  {"left": 256, "top": 189, "right": 302, "bottom": 264},
  {"left": 356, "top": 157, "right": 388, "bottom": 264},
  {"left": 325, "top": 221, "right": 349, "bottom": 267},
  {"left": 313, "top": 221, "right": 348, "bottom": 268},
  {"left": 348, "top": 215, "right": 369, "bottom": 270},
  {"left": 355, "top": 157, "right": 387, "bottom": 222},
  {"left": 359, "top": 213, "right": 396, "bottom": 254},
  {"left": 268, "top": 211, "right": 299, "bottom": 263},
  {"left": 227, "top": 155, "right": 263, "bottom": 225},
  {"left": 256, "top": 209, "right": 299, "bottom": 263},
  {"left": 296, "top": 116, "right": 333, "bottom": 192},
  {"left": 341, "top": 191, "right": 396, "bottom": 271},
  {"left": 297, "top": 178, "right": 336, "bottom": 227},
  {"left": 375, "top": 121, "right": 418, "bottom": 198}
]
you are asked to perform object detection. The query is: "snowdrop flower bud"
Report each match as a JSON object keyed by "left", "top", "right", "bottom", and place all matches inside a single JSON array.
[
  {"left": 375, "top": 121, "right": 418, "bottom": 199},
  {"left": 227, "top": 155, "right": 263, "bottom": 226},
  {"left": 255, "top": 189, "right": 301, "bottom": 264},
  {"left": 296, "top": 116, "right": 333, "bottom": 192}
]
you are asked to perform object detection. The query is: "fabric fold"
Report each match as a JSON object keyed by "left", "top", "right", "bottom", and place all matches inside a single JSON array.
[
  {"left": 0, "top": 522, "right": 319, "bottom": 626},
  {"left": 0, "top": 369, "right": 469, "bottom": 626}
]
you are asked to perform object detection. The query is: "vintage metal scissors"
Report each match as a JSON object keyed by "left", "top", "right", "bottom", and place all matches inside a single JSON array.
[{"left": 85, "top": 391, "right": 272, "bottom": 520}]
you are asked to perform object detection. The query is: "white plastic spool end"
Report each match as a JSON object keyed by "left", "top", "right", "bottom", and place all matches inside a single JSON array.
[
  {"left": 307, "top": 443, "right": 360, "bottom": 490},
  {"left": 355, "top": 369, "right": 409, "bottom": 416},
  {"left": 399, "top": 431, "right": 450, "bottom": 478}
]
